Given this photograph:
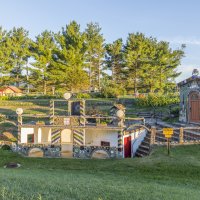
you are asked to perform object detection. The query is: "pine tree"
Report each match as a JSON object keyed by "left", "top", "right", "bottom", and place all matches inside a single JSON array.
[
  {"left": 0, "top": 27, "right": 13, "bottom": 85},
  {"left": 124, "top": 33, "right": 151, "bottom": 93},
  {"left": 8, "top": 27, "right": 30, "bottom": 87},
  {"left": 52, "top": 21, "right": 89, "bottom": 92},
  {"left": 105, "top": 38, "right": 124, "bottom": 84},
  {"left": 31, "top": 30, "right": 55, "bottom": 94},
  {"left": 85, "top": 22, "right": 105, "bottom": 91}
]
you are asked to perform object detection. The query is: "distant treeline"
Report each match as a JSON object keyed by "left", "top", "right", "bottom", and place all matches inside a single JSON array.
[{"left": 0, "top": 21, "right": 185, "bottom": 95}]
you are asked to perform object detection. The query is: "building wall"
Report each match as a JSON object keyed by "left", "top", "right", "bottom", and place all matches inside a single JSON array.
[
  {"left": 21, "top": 127, "right": 34, "bottom": 143},
  {"left": 179, "top": 80, "right": 200, "bottom": 123},
  {"left": 21, "top": 127, "right": 51, "bottom": 144},
  {"left": 85, "top": 129, "right": 118, "bottom": 147},
  {"left": 21, "top": 127, "right": 118, "bottom": 147},
  {"left": 34, "top": 127, "right": 51, "bottom": 144}
]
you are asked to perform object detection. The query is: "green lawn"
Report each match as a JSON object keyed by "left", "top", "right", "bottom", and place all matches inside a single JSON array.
[{"left": 0, "top": 145, "right": 200, "bottom": 199}]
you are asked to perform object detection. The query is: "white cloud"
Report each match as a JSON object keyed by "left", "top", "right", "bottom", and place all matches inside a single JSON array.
[
  {"left": 176, "top": 65, "right": 200, "bottom": 82},
  {"left": 160, "top": 37, "right": 200, "bottom": 46}
]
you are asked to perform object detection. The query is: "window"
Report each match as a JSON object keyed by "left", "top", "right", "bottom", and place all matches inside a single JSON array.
[
  {"left": 27, "top": 134, "right": 34, "bottom": 143},
  {"left": 191, "top": 93, "right": 199, "bottom": 100},
  {"left": 101, "top": 141, "right": 110, "bottom": 147}
]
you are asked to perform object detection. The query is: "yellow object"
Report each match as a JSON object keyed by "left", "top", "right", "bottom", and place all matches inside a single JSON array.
[{"left": 163, "top": 128, "right": 173, "bottom": 138}]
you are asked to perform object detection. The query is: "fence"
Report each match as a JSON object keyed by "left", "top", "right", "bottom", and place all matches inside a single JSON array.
[{"left": 150, "top": 126, "right": 200, "bottom": 145}]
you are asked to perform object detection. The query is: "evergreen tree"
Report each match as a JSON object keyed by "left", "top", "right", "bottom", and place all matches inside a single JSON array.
[
  {"left": 124, "top": 33, "right": 151, "bottom": 93},
  {"left": 31, "top": 30, "right": 55, "bottom": 94},
  {"left": 85, "top": 22, "right": 105, "bottom": 91},
  {"left": 105, "top": 38, "right": 124, "bottom": 84},
  {"left": 8, "top": 27, "right": 30, "bottom": 87},
  {"left": 52, "top": 21, "right": 89, "bottom": 92},
  {"left": 0, "top": 27, "right": 13, "bottom": 85}
]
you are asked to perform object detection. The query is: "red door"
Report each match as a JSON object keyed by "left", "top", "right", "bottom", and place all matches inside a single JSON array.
[{"left": 124, "top": 136, "right": 131, "bottom": 158}]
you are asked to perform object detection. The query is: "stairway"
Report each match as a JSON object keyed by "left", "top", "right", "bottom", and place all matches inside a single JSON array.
[
  {"left": 137, "top": 112, "right": 153, "bottom": 118},
  {"left": 135, "top": 132, "right": 151, "bottom": 157}
]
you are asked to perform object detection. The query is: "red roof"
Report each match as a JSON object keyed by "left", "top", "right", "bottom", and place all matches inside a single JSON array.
[{"left": 0, "top": 86, "right": 22, "bottom": 93}]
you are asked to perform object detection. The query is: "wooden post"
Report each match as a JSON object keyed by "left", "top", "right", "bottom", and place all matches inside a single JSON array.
[
  {"left": 150, "top": 126, "right": 156, "bottom": 145},
  {"left": 179, "top": 127, "right": 184, "bottom": 144},
  {"left": 167, "top": 138, "right": 170, "bottom": 155}
]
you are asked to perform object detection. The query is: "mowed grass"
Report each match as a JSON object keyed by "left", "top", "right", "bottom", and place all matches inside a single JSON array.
[{"left": 0, "top": 145, "right": 200, "bottom": 199}]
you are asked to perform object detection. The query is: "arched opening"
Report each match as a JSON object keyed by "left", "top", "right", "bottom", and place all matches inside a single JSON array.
[
  {"left": 91, "top": 150, "right": 109, "bottom": 159},
  {"left": 28, "top": 148, "right": 44, "bottom": 157},
  {"left": 189, "top": 92, "right": 200, "bottom": 122},
  {"left": 61, "top": 129, "right": 73, "bottom": 158}
]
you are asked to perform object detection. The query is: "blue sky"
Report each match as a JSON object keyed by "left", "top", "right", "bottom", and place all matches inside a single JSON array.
[{"left": 0, "top": 0, "right": 200, "bottom": 82}]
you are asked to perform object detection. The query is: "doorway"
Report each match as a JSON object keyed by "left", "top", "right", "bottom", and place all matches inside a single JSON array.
[
  {"left": 124, "top": 136, "right": 131, "bottom": 158},
  {"left": 189, "top": 92, "right": 200, "bottom": 122}
]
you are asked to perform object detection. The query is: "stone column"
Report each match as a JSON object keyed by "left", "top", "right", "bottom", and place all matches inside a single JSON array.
[{"left": 118, "top": 130, "right": 123, "bottom": 158}]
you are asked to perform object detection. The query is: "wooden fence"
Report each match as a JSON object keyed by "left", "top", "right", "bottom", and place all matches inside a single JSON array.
[{"left": 150, "top": 126, "right": 200, "bottom": 145}]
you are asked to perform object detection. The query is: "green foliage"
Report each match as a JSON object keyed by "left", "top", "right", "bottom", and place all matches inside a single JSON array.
[
  {"left": 136, "top": 93, "right": 180, "bottom": 107},
  {"left": 8, "top": 95, "right": 61, "bottom": 100},
  {"left": 0, "top": 23, "right": 185, "bottom": 95},
  {"left": 52, "top": 21, "right": 89, "bottom": 92},
  {"left": 170, "top": 106, "right": 180, "bottom": 117},
  {"left": 124, "top": 33, "right": 185, "bottom": 93},
  {"left": 85, "top": 22, "right": 105, "bottom": 90},
  {"left": 1, "top": 145, "right": 11, "bottom": 150},
  {"left": 105, "top": 38, "right": 124, "bottom": 84},
  {"left": 0, "top": 96, "right": 9, "bottom": 100},
  {"left": 8, "top": 27, "right": 31, "bottom": 87},
  {"left": 76, "top": 93, "right": 91, "bottom": 99},
  {"left": 0, "top": 114, "right": 6, "bottom": 122},
  {"left": 30, "top": 30, "right": 55, "bottom": 94},
  {"left": 101, "top": 84, "right": 126, "bottom": 98}
]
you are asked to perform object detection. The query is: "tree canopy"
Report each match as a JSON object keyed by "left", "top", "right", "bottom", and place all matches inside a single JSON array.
[{"left": 0, "top": 21, "right": 185, "bottom": 95}]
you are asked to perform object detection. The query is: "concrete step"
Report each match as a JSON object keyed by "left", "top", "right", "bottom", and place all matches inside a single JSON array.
[
  {"left": 139, "top": 144, "right": 150, "bottom": 150},
  {"left": 136, "top": 148, "right": 149, "bottom": 156},
  {"left": 135, "top": 152, "right": 145, "bottom": 157},
  {"left": 141, "top": 140, "right": 151, "bottom": 146}
]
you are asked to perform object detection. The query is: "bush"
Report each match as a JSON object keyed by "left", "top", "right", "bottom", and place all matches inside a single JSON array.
[
  {"left": 170, "top": 107, "right": 180, "bottom": 117},
  {"left": 1, "top": 145, "right": 11, "bottom": 150},
  {"left": 76, "top": 93, "right": 91, "bottom": 99},
  {"left": 0, "top": 96, "right": 9, "bottom": 100},
  {"left": 136, "top": 93, "right": 180, "bottom": 107},
  {"left": 8, "top": 94, "right": 62, "bottom": 100},
  {"left": 101, "top": 85, "right": 126, "bottom": 98}
]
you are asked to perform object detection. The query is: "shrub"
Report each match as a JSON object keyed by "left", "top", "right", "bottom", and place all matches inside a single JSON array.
[
  {"left": 136, "top": 93, "right": 180, "bottom": 107},
  {"left": 170, "top": 107, "right": 180, "bottom": 117},
  {"left": 1, "top": 145, "right": 11, "bottom": 150},
  {"left": 76, "top": 93, "right": 91, "bottom": 99},
  {"left": 0, "top": 96, "right": 9, "bottom": 100},
  {"left": 101, "top": 85, "right": 126, "bottom": 98}
]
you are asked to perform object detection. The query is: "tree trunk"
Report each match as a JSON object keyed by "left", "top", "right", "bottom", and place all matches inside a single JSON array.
[
  {"left": 44, "top": 80, "right": 47, "bottom": 95},
  {"left": 26, "top": 62, "right": 29, "bottom": 94},
  {"left": 89, "top": 61, "right": 92, "bottom": 91},
  {"left": 98, "top": 60, "right": 101, "bottom": 90},
  {"left": 134, "top": 64, "right": 137, "bottom": 94},
  {"left": 16, "top": 75, "right": 19, "bottom": 87}
]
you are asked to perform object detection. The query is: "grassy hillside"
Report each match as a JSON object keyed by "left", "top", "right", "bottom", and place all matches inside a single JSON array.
[{"left": 0, "top": 145, "right": 200, "bottom": 199}]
